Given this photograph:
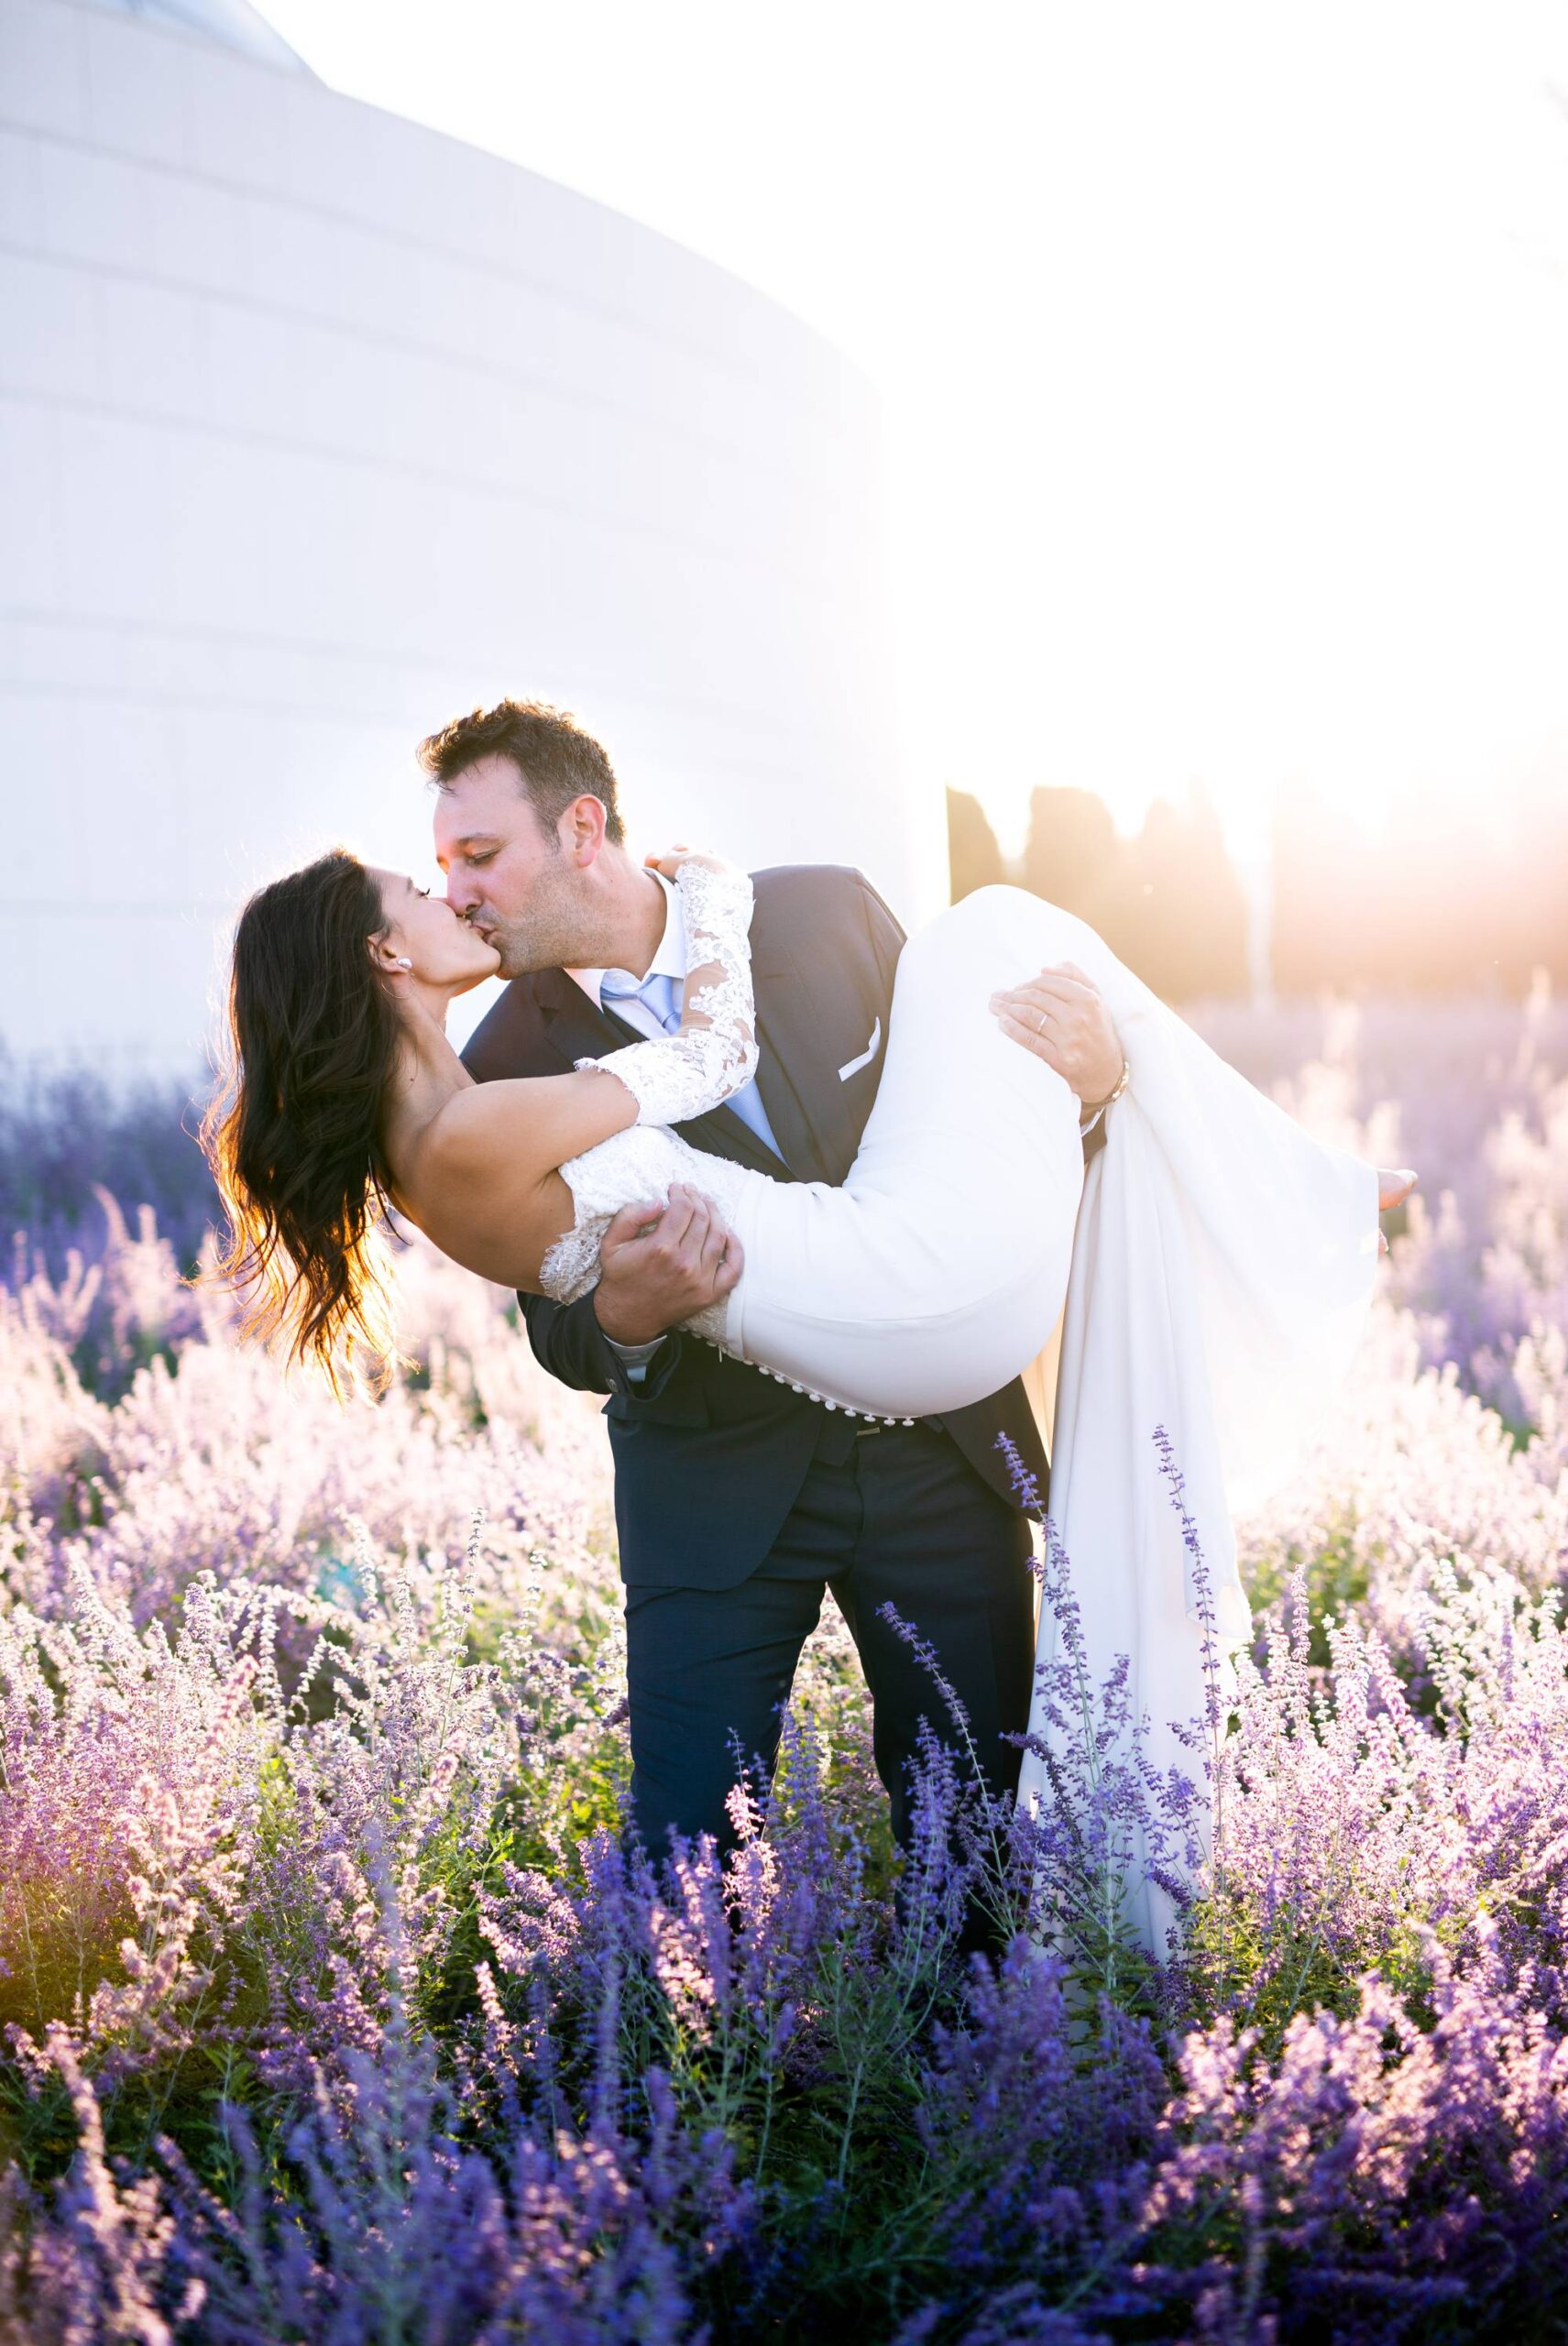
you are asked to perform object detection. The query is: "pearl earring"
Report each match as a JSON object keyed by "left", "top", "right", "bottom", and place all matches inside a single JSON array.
[{"left": 393, "top": 957, "right": 413, "bottom": 970}]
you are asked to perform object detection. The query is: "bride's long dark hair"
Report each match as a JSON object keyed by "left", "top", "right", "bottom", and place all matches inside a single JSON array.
[{"left": 202, "top": 850, "right": 403, "bottom": 1397}]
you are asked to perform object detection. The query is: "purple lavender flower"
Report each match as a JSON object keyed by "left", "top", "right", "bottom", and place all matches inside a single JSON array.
[{"left": 5, "top": 999, "right": 1568, "bottom": 2339}]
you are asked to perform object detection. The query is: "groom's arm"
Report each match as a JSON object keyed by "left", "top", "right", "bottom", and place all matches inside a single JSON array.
[
  {"left": 521, "top": 1289, "right": 631, "bottom": 1397},
  {"left": 520, "top": 1290, "right": 687, "bottom": 1400},
  {"left": 521, "top": 1189, "right": 741, "bottom": 1397}
]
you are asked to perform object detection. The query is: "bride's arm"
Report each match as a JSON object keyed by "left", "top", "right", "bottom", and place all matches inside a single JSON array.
[
  {"left": 578, "top": 852, "right": 759, "bottom": 1126},
  {"left": 418, "top": 1057, "right": 644, "bottom": 1194}
]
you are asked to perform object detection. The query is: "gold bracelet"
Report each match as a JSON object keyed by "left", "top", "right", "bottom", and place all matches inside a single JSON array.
[{"left": 1084, "top": 1058, "right": 1129, "bottom": 1114}]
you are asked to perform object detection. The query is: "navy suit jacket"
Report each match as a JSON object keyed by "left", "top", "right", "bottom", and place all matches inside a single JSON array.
[{"left": 461, "top": 863, "right": 1081, "bottom": 1589}]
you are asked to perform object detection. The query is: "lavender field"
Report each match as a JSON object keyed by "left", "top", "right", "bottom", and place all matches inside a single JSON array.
[{"left": 4, "top": 993, "right": 1568, "bottom": 2344}]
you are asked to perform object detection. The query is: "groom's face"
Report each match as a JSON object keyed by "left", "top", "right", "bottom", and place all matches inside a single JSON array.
[{"left": 434, "top": 755, "right": 593, "bottom": 978}]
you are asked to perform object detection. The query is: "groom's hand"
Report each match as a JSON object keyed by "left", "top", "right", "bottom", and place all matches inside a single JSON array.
[
  {"left": 990, "top": 963, "right": 1123, "bottom": 1106},
  {"left": 592, "top": 1184, "right": 743, "bottom": 1346}
]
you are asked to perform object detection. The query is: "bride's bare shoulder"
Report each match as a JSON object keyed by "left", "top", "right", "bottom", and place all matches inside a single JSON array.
[{"left": 416, "top": 1077, "right": 546, "bottom": 1174}]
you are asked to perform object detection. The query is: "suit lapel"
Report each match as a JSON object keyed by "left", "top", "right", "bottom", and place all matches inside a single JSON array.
[
  {"left": 751, "top": 993, "right": 822, "bottom": 1181},
  {"left": 748, "top": 926, "right": 863, "bottom": 1185},
  {"left": 533, "top": 968, "right": 623, "bottom": 1072}
]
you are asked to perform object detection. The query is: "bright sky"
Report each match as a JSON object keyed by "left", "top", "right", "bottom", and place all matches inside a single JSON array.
[{"left": 265, "top": 0, "right": 1568, "bottom": 861}]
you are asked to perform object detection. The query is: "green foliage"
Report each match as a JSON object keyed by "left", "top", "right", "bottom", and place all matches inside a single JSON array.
[{"left": 1244, "top": 1508, "right": 1371, "bottom": 1668}]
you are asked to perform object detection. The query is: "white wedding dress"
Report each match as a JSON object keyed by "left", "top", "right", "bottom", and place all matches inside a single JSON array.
[{"left": 541, "top": 861, "right": 1379, "bottom": 1942}]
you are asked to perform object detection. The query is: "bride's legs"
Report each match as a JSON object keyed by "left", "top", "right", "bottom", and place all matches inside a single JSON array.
[{"left": 723, "top": 888, "right": 1100, "bottom": 1418}]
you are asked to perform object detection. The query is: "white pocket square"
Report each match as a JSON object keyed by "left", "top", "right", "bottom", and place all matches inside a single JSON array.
[{"left": 838, "top": 1018, "right": 882, "bottom": 1082}]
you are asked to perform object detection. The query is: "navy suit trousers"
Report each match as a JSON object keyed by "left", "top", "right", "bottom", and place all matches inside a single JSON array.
[{"left": 622, "top": 1412, "right": 1036, "bottom": 1861}]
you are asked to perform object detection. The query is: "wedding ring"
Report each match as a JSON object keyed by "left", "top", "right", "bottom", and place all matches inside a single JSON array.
[{"left": 1036, "top": 1009, "right": 1047, "bottom": 1035}]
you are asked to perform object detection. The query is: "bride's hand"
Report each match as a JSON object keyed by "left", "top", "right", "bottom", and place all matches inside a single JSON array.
[
  {"left": 644, "top": 845, "right": 729, "bottom": 880},
  {"left": 990, "top": 962, "right": 1124, "bottom": 1106}
]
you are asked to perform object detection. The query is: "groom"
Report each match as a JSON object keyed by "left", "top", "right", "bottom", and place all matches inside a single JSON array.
[{"left": 425, "top": 699, "right": 1125, "bottom": 1875}]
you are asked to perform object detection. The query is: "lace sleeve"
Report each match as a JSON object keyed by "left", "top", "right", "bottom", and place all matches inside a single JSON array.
[{"left": 576, "top": 859, "right": 759, "bottom": 1127}]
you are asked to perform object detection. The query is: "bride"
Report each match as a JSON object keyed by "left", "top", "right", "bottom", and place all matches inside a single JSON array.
[{"left": 209, "top": 847, "right": 1399, "bottom": 1940}]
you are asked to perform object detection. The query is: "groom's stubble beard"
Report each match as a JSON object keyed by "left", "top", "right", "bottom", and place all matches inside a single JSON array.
[{"left": 478, "top": 848, "right": 607, "bottom": 980}]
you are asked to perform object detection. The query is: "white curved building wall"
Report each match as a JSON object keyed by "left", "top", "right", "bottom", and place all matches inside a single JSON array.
[{"left": 0, "top": 0, "right": 934, "bottom": 1071}]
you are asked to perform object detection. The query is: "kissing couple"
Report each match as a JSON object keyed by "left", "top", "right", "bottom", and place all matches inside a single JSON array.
[{"left": 209, "top": 698, "right": 1412, "bottom": 1950}]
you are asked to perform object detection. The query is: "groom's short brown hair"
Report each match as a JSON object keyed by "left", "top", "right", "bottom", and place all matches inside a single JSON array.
[{"left": 417, "top": 698, "right": 625, "bottom": 845}]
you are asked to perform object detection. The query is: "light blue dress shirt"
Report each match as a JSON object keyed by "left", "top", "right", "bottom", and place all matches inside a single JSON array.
[{"left": 598, "top": 965, "right": 784, "bottom": 1161}]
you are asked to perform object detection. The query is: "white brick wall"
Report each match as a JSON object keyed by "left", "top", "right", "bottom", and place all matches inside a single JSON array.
[
  {"left": 0, "top": 0, "right": 926, "bottom": 1071},
  {"left": 0, "top": 0, "right": 84, "bottom": 140}
]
